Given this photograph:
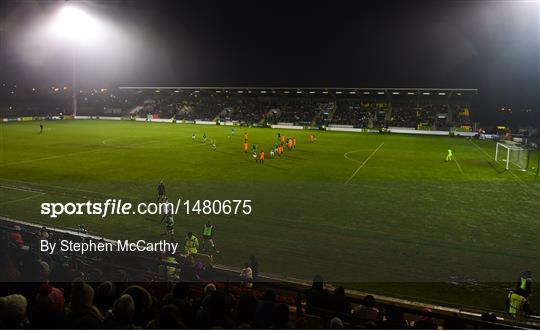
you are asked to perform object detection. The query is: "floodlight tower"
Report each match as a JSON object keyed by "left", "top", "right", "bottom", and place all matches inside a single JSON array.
[{"left": 54, "top": 6, "right": 99, "bottom": 116}]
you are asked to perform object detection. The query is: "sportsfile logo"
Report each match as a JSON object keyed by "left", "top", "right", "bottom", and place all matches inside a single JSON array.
[{"left": 40, "top": 199, "right": 252, "bottom": 219}]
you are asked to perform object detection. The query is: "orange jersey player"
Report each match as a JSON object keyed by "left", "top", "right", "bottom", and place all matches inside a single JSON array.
[
  {"left": 259, "top": 150, "right": 265, "bottom": 164},
  {"left": 280, "top": 135, "right": 286, "bottom": 143},
  {"left": 243, "top": 132, "right": 249, "bottom": 142},
  {"left": 293, "top": 137, "right": 297, "bottom": 148},
  {"left": 277, "top": 144, "right": 283, "bottom": 157},
  {"left": 243, "top": 142, "right": 248, "bottom": 153},
  {"left": 287, "top": 138, "right": 293, "bottom": 150},
  {"left": 309, "top": 134, "right": 315, "bottom": 143}
]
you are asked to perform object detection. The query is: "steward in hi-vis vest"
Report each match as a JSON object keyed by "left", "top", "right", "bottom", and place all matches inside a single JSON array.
[{"left": 202, "top": 221, "right": 219, "bottom": 254}]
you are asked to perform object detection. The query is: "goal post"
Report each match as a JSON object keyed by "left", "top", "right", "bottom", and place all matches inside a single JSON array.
[{"left": 495, "top": 142, "right": 529, "bottom": 171}]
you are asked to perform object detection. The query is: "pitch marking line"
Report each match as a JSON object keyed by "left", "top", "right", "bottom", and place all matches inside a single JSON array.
[
  {"left": 343, "top": 149, "right": 374, "bottom": 164},
  {"left": 469, "top": 140, "right": 540, "bottom": 197},
  {"left": 0, "top": 185, "right": 46, "bottom": 205},
  {"left": 453, "top": 157, "right": 464, "bottom": 174},
  {"left": 344, "top": 142, "right": 384, "bottom": 185}
]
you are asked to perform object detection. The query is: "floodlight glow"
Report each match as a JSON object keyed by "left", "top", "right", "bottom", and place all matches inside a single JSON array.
[
  {"left": 363, "top": 92, "right": 370, "bottom": 95},
  {"left": 392, "top": 92, "right": 399, "bottom": 95},
  {"left": 52, "top": 6, "right": 101, "bottom": 41},
  {"left": 377, "top": 92, "right": 385, "bottom": 95},
  {"left": 407, "top": 92, "right": 415, "bottom": 95}
]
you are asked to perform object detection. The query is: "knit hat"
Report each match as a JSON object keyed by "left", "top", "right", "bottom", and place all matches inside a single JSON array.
[
  {"left": 330, "top": 317, "right": 344, "bottom": 329},
  {"left": 36, "top": 283, "right": 65, "bottom": 314},
  {"left": 0, "top": 294, "right": 28, "bottom": 327}
]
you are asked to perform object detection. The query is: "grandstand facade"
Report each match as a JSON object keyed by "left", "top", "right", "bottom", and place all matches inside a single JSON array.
[{"left": 1, "top": 84, "right": 477, "bottom": 132}]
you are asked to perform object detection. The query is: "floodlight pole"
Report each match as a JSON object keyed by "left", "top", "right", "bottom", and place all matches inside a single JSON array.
[{"left": 72, "top": 44, "right": 77, "bottom": 116}]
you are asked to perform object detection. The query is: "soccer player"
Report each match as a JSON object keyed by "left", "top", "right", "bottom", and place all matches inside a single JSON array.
[
  {"left": 231, "top": 128, "right": 235, "bottom": 136},
  {"left": 293, "top": 137, "right": 297, "bottom": 148},
  {"left": 160, "top": 197, "right": 172, "bottom": 222},
  {"left": 163, "top": 212, "right": 174, "bottom": 235},
  {"left": 252, "top": 149, "right": 258, "bottom": 162},
  {"left": 270, "top": 148, "right": 275, "bottom": 158},
  {"left": 259, "top": 150, "right": 265, "bottom": 164},
  {"left": 287, "top": 138, "right": 293, "bottom": 151},
  {"left": 278, "top": 144, "right": 283, "bottom": 157},
  {"left": 211, "top": 139, "right": 217, "bottom": 151},
  {"left": 244, "top": 132, "right": 249, "bottom": 142},
  {"left": 243, "top": 142, "right": 249, "bottom": 153},
  {"left": 39, "top": 123, "right": 44, "bottom": 134},
  {"left": 446, "top": 148, "right": 453, "bottom": 162},
  {"left": 202, "top": 221, "right": 219, "bottom": 253},
  {"left": 157, "top": 181, "right": 166, "bottom": 201},
  {"left": 310, "top": 134, "right": 315, "bottom": 143},
  {"left": 203, "top": 132, "right": 207, "bottom": 143},
  {"left": 192, "top": 132, "right": 196, "bottom": 140}
]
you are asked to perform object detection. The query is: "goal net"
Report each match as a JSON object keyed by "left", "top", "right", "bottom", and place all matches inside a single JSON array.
[{"left": 495, "top": 142, "right": 529, "bottom": 171}]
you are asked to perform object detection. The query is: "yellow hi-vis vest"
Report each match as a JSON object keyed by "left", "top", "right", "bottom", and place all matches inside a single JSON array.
[
  {"left": 508, "top": 292, "right": 527, "bottom": 317},
  {"left": 185, "top": 235, "right": 199, "bottom": 254},
  {"left": 203, "top": 224, "right": 213, "bottom": 237},
  {"left": 161, "top": 256, "right": 177, "bottom": 278},
  {"left": 520, "top": 277, "right": 530, "bottom": 291}
]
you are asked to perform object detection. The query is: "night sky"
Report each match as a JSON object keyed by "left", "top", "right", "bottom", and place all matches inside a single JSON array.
[{"left": 1, "top": 0, "right": 539, "bottom": 122}]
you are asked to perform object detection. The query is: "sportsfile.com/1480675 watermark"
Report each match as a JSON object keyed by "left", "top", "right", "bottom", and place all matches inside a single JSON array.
[{"left": 40, "top": 199, "right": 252, "bottom": 219}]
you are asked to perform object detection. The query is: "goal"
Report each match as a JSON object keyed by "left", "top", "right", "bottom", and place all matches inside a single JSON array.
[{"left": 495, "top": 142, "right": 529, "bottom": 171}]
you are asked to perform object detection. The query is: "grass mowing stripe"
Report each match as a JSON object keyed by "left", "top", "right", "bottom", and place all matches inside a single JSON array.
[{"left": 344, "top": 142, "right": 384, "bottom": 184}]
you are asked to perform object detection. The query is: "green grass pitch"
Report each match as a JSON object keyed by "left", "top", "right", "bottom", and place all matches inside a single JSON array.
[{"left": 1, "top": 120, "right": 539, "bottom": 311}]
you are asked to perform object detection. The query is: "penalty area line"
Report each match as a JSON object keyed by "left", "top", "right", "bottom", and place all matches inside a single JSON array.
[
  {"left": 453, "top": 157, "right": 464, "bottom": 174},
  {"left": 344, "top": 142, "right": 384, "bottom": 185}
]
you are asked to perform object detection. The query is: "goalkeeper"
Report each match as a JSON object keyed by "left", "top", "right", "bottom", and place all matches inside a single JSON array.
[{"left": 445, "top": 148, "right": 453, "bottom": 162}]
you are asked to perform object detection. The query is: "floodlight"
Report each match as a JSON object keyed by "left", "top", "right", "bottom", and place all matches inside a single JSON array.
[{"left": 52, "top": 6, "right": 101, "bottom": 40}]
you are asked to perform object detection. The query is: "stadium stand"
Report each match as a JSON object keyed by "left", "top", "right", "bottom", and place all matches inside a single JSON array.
[
  {"left": 1, "top": 216, "right": 539, "bottom": 329},
  {"left": 1, "top": 84, "right": 475, "bottom": 131}
]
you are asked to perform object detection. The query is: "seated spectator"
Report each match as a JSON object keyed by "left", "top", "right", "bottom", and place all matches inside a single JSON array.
[
  {"left": 95, "top": 281, "right": 116, "bottom": 316},
  {"left": 330, "top": 316, "right": 344, "bottom": 329},
  {"left": 32, "top": 284, "right": 65, "bottom": 328},
  {"left": 254, "top": 290, "right": 276, "bottom": 328},
  {"left": 305, "top": 274, "right": 332, "bottom": 316},
  {"left": 154, "top": 304, "right": 186, "bottom": 329},
  {"left": 122, "top": 285, "right": 153, "bottom": 328},
  {"left": 413, "top": 308, "right": 437, "bottom": 329},
  {"left": 196, "top": 290, "right": 235, "bottom": 329},
  {"left": 235, "top": 293, "right": 257, "bottom": 326},
  {"left": 271, "top": 303, "right": 291, "bottom": 329},
  {"left": 351, "top": 295, "right": 379, "bottom": 326},
  {"left": 103, "top": 294, "right": 136, "bottom": 329},
  {"left": 0, "top": 294, "right": 28, "bottom": 329},
  {"left": 65, "top": 279, "right": 103, "bottom": 329},
  {"left": 382, "top": 307, "right": 408, "bottom": 329},
  {"left": 332, "top": 286, "right": 351, "bottom": 315}
]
